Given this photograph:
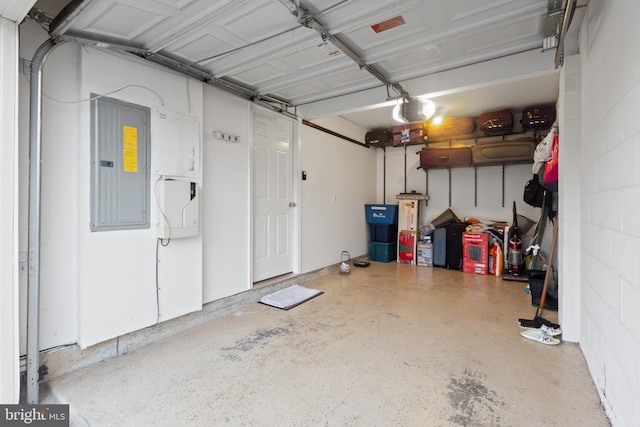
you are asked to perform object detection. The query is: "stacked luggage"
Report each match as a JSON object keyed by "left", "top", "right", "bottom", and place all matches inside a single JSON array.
[{"left": 365, "top": 106, "right": 556, "bottom": 171}]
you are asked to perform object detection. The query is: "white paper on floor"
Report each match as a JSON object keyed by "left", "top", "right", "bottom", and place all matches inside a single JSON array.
[{"left": 259, "top": 285, "right": 323, "bottom": 310}]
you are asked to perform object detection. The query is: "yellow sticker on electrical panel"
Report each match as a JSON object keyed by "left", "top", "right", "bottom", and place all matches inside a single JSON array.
[
  {"left": 123, "top": 126, "right": 138, "bottom": 172},
  {"left": 123, "top": 126, "right": 137, "bottom": 150},
  {"left": 123, "top": 149, "right": 138, "bottom": 172}
]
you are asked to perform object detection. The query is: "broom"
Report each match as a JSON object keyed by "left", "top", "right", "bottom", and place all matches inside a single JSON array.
[{"left": 518, "top": 220, "right": 560, "bottom": 329}]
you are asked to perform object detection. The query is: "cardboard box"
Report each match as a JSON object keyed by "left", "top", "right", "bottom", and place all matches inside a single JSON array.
[
  {"left": 397, "top": 200, "right": 419, "bottom": 231},
  {"left": 398, "top": 230, "right": 417, "bottom": 264},
  {"left": 417, "top": 243, "right": 433, "bottom": 267},
  {"left": 462, "top": 232, "right": 489, "bottom": 275}
]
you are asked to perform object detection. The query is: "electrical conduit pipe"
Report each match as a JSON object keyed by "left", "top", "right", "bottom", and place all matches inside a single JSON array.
[{"left": 26, "top": 38, "right": 64, "bottom": 404}]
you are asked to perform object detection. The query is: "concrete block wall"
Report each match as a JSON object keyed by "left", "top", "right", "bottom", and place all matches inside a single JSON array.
[{"left": 579, "top": 0, "right": 640, "bottom": 424}]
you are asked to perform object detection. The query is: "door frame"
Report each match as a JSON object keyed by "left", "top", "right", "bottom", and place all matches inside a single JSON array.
[{"left": 250, "top": 105, "right": 300, "bottom": 284}]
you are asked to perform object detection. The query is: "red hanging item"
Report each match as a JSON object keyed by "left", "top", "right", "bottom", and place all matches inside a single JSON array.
[{"left": 543, "top": 134, "right": 559, "bottom": 183}]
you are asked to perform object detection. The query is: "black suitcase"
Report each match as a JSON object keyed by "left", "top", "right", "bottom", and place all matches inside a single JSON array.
[
  {"left": 479, "top": 109, "right": 514, "bottom": 135},
  {"left": 521, "top": 106, "right": 556, "bottom": 131},
  {"left": 365, "top": 128, "right": 393, "bottom": 147},
  {"left": 433, "top": 227, "right": 447, "bottom": 267},
  {"left": 446, "top": 222, "right": 468, "bottom": 270},
  {"left": 472, "top": 138, "right": 537, "bottom": 166}
]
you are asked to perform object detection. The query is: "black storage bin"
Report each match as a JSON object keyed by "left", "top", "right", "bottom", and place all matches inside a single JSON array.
[
  {"left": 528, "top": 269, "right": 558, "bottom": 311},
  {"left": 369, "top": 223, "right": 398, "bottom": 243}
]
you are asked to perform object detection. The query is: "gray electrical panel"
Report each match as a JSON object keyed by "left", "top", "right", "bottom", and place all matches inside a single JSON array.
[{"left": 90, "top": 96, "right": 150, "bottom": 231}]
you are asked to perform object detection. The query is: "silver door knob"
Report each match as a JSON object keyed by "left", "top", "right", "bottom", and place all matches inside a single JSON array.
[{"left": 289, "top": 202, "right": 296, "bottom": 207}]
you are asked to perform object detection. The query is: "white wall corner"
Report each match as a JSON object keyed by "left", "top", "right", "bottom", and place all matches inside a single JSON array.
[
  {"left": 0, "top": 16, "right": 20, "bottom": 404},
  {"left": 558, "top": 53, "right": 582, "bottom": 342}
]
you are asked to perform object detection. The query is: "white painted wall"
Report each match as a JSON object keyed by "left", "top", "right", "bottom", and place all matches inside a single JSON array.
[
  {"left": 558, "top": 54, "right": 582, "bottom": 342},
  {"left": 0, "top": 15, "right": 20, "bottom": 405},
  {"left": 77, "top": 49, "right": 204, "bottom": 347},
  {"left": 299, "top": 117, "right": 376, "bottom": 272},
  {"left": 379, "top": 142, "right": 542, "bottom": 235},
  {"left": 578, "top": 1, "right": 640, "bottom": 424},
  {"left": 17, "top": 29, "right": 206, "bottom": 349},
  {"left": 202, "top": 85, "right": 251, "bottom": 302}
]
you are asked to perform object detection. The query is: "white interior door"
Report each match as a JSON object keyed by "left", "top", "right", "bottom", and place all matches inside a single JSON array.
[{"left": 252, "top": 109, "right": 293, "bottom": 282}]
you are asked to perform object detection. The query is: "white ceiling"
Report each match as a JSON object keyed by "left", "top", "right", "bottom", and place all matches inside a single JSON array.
[
  {"left": 26, "top": 0, "right": 584, "bottom": 131},
  {"left": 0, "top": 0, "right": 34, "bottom": 21},
  {"left": 326, "top": 71, "right": 561, "bottom": 130}
]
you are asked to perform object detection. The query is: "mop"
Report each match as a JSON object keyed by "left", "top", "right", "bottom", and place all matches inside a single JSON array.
[{"left": 518, "top": 220, "right": 560, "bottom": 329}]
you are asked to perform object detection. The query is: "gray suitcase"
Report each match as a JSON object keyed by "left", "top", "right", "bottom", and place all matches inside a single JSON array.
[
  {"left": 433, "top": 227, "right": 447, "bottom": 267},
  {"left": 472, "top": 138, "right": 537, "bottom": 166}
]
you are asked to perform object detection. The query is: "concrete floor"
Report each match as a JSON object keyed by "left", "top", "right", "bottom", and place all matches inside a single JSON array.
[{"left": 42, "top": 262, "right": 609, "bottom": 426}]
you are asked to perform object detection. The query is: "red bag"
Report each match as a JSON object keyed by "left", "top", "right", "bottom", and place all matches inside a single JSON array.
[{"left": 543, "top": 134, "right": 559, "bottom": 182}]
